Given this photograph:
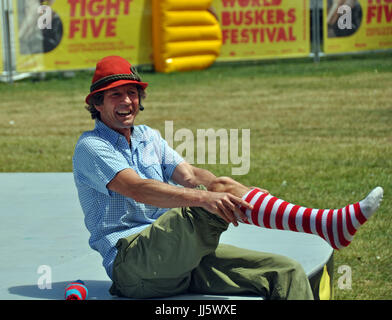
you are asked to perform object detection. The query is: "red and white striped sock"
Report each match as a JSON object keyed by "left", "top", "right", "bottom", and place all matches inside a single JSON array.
[{"left": 240, "top": 187, "right": 383, "bottom": 250}]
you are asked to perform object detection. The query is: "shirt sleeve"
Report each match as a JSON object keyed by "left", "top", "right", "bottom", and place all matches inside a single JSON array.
[
  {"left": 160, "top": 136, "right": 184, "bottom": 181},
  {"left": 73, "top": 136, "right": 130, "bottom": 196}
]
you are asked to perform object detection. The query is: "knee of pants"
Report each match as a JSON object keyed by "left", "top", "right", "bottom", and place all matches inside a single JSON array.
[
  {"left": 265, "top": 254, "right": 308, "bottom": 282},
  {"left": 264, "top": 255, "right": 313, "bottom": 300},
  {"left": 281, "top": 256, "right": 306, "bottom": 276}
]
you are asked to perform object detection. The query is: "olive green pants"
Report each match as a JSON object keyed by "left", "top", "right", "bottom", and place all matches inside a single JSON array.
[{"left": 109, "top": 205, "right": 313, "bottom": 300}]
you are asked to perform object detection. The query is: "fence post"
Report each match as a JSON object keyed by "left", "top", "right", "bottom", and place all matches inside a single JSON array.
[
  {"left": 2, "top": 0, "right": 13, "bottom": 83},
  {"left": 312, "top": 0, "right": 321, "bottom": 63}
]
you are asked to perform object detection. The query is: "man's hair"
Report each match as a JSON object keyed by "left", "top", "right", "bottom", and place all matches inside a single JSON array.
[{"left": 85, "top": 85, "right": 146, "bottom": 120}]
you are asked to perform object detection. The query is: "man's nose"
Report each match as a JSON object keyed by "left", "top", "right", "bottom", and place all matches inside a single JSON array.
[{"left": 123, "top": 94, "right": 132, "bottom": 104}]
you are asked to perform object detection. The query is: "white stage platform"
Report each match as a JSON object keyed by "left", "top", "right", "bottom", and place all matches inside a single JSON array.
[{"left": 0, "top": 173, "right": 333, "bottom": 300}]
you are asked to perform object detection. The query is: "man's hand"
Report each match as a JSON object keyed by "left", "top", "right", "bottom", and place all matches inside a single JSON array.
[{"left": 200, "top": 191, "right": 253, "bottom": 227}]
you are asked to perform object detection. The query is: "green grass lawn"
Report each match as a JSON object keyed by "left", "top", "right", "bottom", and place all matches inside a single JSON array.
[{"left": 1, "top": 52, "right": 391, "bottom": 299}]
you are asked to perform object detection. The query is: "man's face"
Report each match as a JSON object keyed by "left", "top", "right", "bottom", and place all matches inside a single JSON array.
[{"left": 95, "top": 83, "right": 140, "bottom": 134}]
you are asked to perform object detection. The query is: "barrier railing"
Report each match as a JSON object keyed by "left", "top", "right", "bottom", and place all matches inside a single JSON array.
[{"left": 1, "top": 0, "right": 391, "bottom": 82}]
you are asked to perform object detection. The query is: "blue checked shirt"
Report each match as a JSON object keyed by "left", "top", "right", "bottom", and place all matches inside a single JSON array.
[{"left": 72, "top": 120, "right": 184, "bottom": 279}]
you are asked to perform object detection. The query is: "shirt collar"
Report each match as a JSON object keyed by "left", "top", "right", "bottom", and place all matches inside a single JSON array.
[
  {"left": 95, "top": 120, "right": 145, "bottom": 150},
  {"left": 95, "top": 120, "right": 129, "bottom": 148}
]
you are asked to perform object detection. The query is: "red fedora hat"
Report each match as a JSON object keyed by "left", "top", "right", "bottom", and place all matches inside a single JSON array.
[{"left": 85, "top": 56, "right": 148, "bottom": 104}]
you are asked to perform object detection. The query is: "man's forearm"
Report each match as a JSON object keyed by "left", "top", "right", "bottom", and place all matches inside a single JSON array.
[
  {"left": 108, "top": 169, "right": 209, "bottom": 209},
  {"left": 171, "top": 162, "right": 217, "bottom": 190},
  {"left": 185, "top": 166, "right": 217, "bottom": 189},
  {"left": 129, "top": 179, "right": 210, "bottom": 208}
]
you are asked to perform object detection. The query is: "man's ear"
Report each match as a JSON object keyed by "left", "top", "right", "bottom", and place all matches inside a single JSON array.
[{"left": 94, "top": 104, "right": 103, "bottom": 112}]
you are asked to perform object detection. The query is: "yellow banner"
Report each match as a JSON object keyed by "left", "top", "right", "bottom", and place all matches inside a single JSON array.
[
  {"left": 14, "top": 0, "right": 153, "bottom": 72},
  {"left": 324, "top": 0, "right": 392, "bottom": 54},
  {"left": 212, "top": 0, "right": 311, "bottom": 60}
]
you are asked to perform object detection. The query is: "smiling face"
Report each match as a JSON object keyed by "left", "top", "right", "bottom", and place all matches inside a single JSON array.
[{"left": 95, "top": 83, "right": 140, "bottom": 139}]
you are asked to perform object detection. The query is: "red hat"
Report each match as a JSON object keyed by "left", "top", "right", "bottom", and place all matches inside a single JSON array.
[{"left": 85, "top": 56, "right": 148, "bottom": 104}]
